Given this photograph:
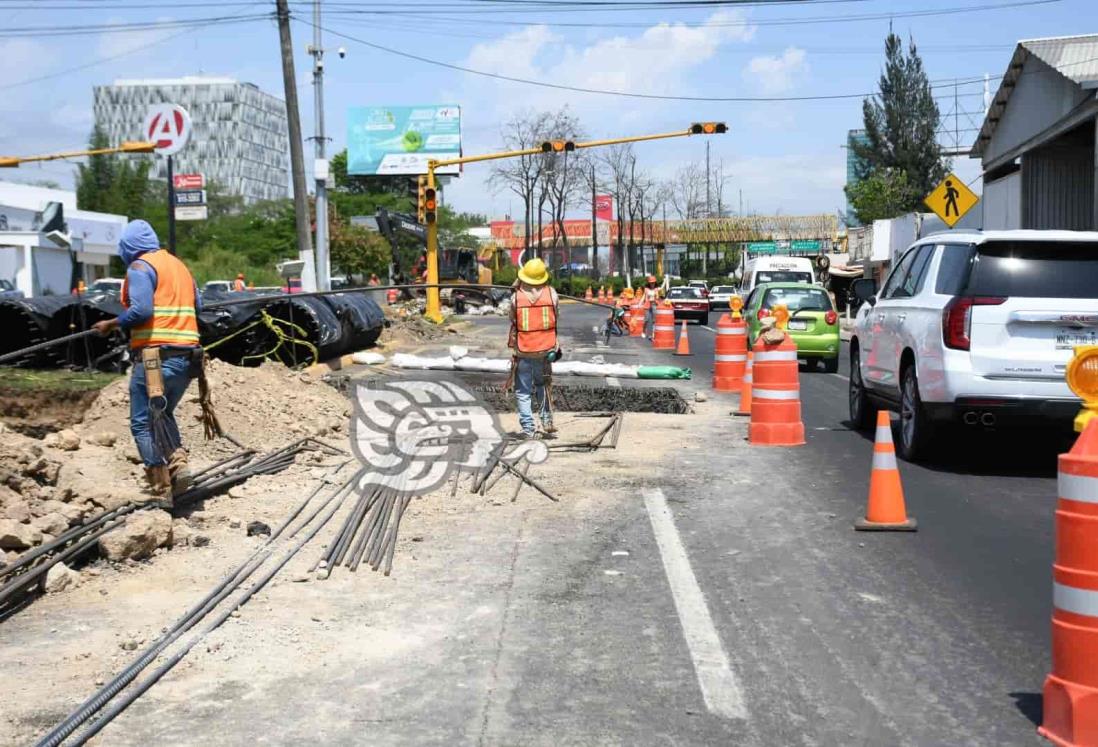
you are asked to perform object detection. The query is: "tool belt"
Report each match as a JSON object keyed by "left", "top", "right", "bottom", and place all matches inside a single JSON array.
[{"left": 140, "top": 344, "right": 222, "bottom": 441}]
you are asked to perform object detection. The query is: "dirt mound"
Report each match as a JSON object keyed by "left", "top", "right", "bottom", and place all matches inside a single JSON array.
[{"left": 2, "top": 359, "right": 351, "bottom": 561}]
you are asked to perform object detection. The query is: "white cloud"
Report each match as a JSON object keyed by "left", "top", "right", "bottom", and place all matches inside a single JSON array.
[
  {"left": 744, "top": 47, "right": 807, "bottom": 94},
  {"left": 96, "top": 18, "right": 178, "bottom": 60}
]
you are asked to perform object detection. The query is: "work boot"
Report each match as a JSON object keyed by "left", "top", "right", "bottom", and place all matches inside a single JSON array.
[
  {"left": 167, "top": 448, "right": 193, "bottom": 495},
  {"left": 144, "top": 465, "right": 173, "bottom": 509}
]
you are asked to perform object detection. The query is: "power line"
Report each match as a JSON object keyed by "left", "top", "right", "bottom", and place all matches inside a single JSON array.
[{"left": 0, "top": 11, "right": 272, "bottom": 38}]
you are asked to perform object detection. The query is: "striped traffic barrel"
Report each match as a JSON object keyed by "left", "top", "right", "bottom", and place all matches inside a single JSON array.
[
  {"left": 1040, "top": 419, "right": 1098, "bottom": 747},
  {"left": 712, "top": 313, "right": 747, "bottom": 391},
  {"left": 748, "top": 333, "right": 804, "bottom": 446},
  {"left": 652, "top": 304, "right": 676, "bottom": 349}
]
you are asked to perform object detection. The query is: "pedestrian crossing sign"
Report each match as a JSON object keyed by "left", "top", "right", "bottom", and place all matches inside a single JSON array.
[{"left": 925, "top": 173, "right": 979, "bottom": 228}]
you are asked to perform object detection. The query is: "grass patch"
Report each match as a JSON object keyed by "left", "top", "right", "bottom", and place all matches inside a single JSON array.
[{"left": 0, "top": 368, "right": 122, "bottom": 393}]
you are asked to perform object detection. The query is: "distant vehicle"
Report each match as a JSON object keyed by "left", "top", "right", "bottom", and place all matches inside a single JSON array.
[
  {"left": 87, "top": 278, "right": 124, "bottom": 297},
  {"left": 687, "top": 279, "right": 709, "bottom": 297},
  {"left": 667, "top": 286, "right": 708, "bottom": 325},
  {"left": 708, "top": 284, "right": 737, "bottom": 310},
  {"left": 330, "top": 275, "right": 350, "bottom": 289},
  {"left": 740, "top": 256, "right": 816, "bottom": 296},
  {"left": 849, "top": 230, "right": 1098, "bottom": 461},
  {"left": 744, "top": 282, "right": 839, "bottom": 372},
  {"left": 204, "top": 280, "right": 233, "bottom": 294},
  {"left": 0, "top": 278, "right": 23, "bottom": 300}
]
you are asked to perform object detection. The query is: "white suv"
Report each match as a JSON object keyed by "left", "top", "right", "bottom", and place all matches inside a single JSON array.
[{"left": 848, "top": 230, "right": 1098, "bottom": 461}]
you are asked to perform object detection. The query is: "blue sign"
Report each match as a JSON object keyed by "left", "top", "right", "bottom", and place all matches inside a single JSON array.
[{"left": 347, "top": 105, "right": 462, "bottom": 176}]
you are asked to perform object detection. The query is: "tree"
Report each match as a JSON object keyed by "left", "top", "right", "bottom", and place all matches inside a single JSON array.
[
  {"left": 844, "top": 168, "right": 920, "bottom": 225},
  {"left": 488, "top": 110, "right": 562, "bottom": 260},
  {"left": 75, "top": 125, "right": 150, "bottom": 218},
  {"left": 600, "top": 143, "right": 637, "bottom": 279},
  {"left": 851, "top": 32, "right": 947, "bottom": 210},
  {"left": 329, "top": 149, "right": 414, "bottom": 198}
]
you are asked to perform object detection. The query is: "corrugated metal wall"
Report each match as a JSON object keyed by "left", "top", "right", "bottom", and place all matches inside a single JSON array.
[{"left": 1021, "top": 122, "right": 1095, "bottom": 230}]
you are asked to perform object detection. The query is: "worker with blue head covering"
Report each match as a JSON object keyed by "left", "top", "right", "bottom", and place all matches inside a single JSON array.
[{"left": 93, "top": 220, "right": 207, "bottom": 503}]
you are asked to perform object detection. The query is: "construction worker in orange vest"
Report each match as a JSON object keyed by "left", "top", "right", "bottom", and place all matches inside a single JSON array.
[
  {"left": 642, "top": 275, "right": 660, "bottom": 339},
  {"left": 233, "top": 273, "right": 246, "bottom": 291},
  {"left": 509, "top": 258, "right": 558, "bottom": 439},
  {"left": 92, "top": 220, "right": 203, "bottom": 502}
]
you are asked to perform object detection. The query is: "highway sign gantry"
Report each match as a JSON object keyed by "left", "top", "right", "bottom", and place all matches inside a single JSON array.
[{"left": 925, "top": 173, "right": 979, "bottom": 227}]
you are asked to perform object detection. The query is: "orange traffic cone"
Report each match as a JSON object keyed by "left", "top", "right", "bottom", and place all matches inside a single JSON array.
[
  {"left": 673, "top": 320, "right": 692, "bottom": 356},
  {"left": 598, "top": 287, "right": 605, "bottom": 302},
  {"left": 1039, "top": 419, "right": 1098, "bottom": 747},
  {"left": 734, "top": 351, "right": 753, "bottom": 416},
  {"left": 585, "top": 287, "right": 593, "bottom": 301},
  {"left": 854, "top": 411, "right": 916, "bottom": 531}
]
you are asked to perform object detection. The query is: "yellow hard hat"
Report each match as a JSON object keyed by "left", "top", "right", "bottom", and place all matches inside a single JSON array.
[{"left": 518, "top": 258, "right": 550, "bottom": 286}]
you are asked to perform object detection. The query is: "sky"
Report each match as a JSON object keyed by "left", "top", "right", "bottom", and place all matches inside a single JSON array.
[{"left": 0, "top": 0, "right": 1089, "bottom": 222}]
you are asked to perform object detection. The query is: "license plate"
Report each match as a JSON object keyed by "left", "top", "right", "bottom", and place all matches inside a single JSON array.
[
  {"left": 1056, "top": 329, "right": 1098, "bottom": 349},
  {"left": 788, "top": 320, "right": 808, "bottom": 331}
]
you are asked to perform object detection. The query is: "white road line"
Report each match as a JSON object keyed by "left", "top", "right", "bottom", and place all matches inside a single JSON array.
[
  {"left": 830, "top": 373, "right": 849, "bottom": 381},
  {"left": 643, "top": 488, "right": 748, "bottom": 721},
  {"left": 606, "top": 377, "right": 621, "bottom": 388},
  {"left": 701, "top": 325, "right": 717, "bottom": 333}
]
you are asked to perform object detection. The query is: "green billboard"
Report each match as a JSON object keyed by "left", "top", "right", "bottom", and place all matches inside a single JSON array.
[{"left": 347, "top": 105, "right": 462, "bottom": 176}]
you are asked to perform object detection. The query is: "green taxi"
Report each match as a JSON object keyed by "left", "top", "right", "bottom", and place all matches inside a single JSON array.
[{"left": 744, "top": 282, "right": 840, "bottom": 372}]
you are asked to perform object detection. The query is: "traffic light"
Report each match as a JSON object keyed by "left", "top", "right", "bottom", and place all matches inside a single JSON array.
[
  {"left": 417, "top": 175, "right": 428, "bottom": 223},
  {"left": 424, "top": 186, "right": 438, "bottom": 224},
  {"left": 690, "top": 122, "right": 728, "bottom": 135},
  {"left": 540, "top": 140, "right": 576, "bottom": 153}
]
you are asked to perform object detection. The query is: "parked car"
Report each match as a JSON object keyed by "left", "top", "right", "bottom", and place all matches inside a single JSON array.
[
  {"left": 667, "top": 286, "right": 709, "bottom": 325},
  {"left": 687, "top": 279, "right": 709, "bottom": 297},
  {"left": 87, "top": 278, "right": 124, "bottom": 297},
  {"left": 745, "top": 282, "right": 839, "bottom": 372},
  {"left": 204, "top": 280, "right": 233, "bottom": 294},
  {"left": 708, "top": 285, "right": 737, "bottom": 310},
  {"left": 0, "top": 278, "right": 23, "bottom": 300},
  {"left": 739, "top": 256, "right": 816, "bottom": 296},
  {"left": 849, "top": 230, "right": 1098, "bottom": 461}
]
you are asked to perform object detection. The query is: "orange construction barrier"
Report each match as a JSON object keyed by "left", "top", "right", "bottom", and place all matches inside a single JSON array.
[
  {"left": 629, "top": 304, "right": 645, "bottom": 337},
  {"left": 735, "top": 351, "right": 754, "bottom": 416},
  {"left": 854, "top": 411, "right": 917, "bottom": 530},
  {"left": 673, "top": 320, "right": 692, "bottom": 356},
  {"left": 1040, "top": 419, "right": 1098, "bottom": 747},
  {"left": 608, "top": 288, "right": 615, "bottom": 302},
  {"left": 713, "top": 313, "right": 747, "bottom": 391},
  {"left": 652, "top": 304, "right": 676, "bottom": 350},
  {"left": 598, "top": 287, "right": 605, "bottom": 302},
  {"left": 585, "top": 287, "right": 593, "bottom": 301},
  {"left": 748, "top": 333, "right": 804, "bottom": 446},
  {"left": 387, "top": 288, "right": 398, "bottom": 304}
]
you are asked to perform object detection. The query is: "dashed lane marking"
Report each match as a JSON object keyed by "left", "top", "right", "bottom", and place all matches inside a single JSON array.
[
  {"left": 701, "top": 326, "right": 717, "bottom": 333},
  {"left": 644, "top": 488, "right": 748, "bottom": 721}
]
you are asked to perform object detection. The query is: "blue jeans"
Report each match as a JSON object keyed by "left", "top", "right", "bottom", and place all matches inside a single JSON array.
[
  {"left": 645, "top": 304, "right": 656, "bottom": 337},
  {"left": 130, "top": 354, "right": 193, "bottom": 467},
  {"left": 515, "top": 356, "right": 551, "bottom": 435}
]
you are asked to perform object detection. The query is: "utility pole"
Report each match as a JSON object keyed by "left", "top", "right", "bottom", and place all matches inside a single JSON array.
[
  {"left": 590, "top": 162, "right": 597, "bottom": 280},
  {"left": 704, "top": 139, "right": 710, "bottom": 276},
  {"left": 275, "top": 0, "right": 316, "bottom": 292},
  {"left": 309, "top": 0, "right": 330, "bottom": 291}
]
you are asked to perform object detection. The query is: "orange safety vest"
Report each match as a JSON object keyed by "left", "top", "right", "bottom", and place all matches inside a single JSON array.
[
  {"left": 233, "top": 278, "right": 245, "bottom": 291},
  {"left": 514, "top": 286, "right": 557, "bottom": 355},
  {"left": 121, "top": 250, "right": 200, "bottom": 351}
]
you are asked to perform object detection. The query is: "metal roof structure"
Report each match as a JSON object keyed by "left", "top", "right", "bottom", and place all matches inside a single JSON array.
[{"left": 971, "top": 34, "right": 1098, "bottom": 157}]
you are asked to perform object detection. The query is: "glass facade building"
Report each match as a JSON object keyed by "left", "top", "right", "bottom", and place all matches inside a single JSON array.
[{"left": 94, "top": 77, "right": 289, "bottom": 204}]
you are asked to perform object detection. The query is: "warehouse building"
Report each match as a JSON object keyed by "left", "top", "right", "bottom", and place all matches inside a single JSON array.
[
  {"left": 94, "top": 77, "right": 289, "bottom": 204},
  {"left": 973, "top": 34, "right": 1098, "bottom": 231}
]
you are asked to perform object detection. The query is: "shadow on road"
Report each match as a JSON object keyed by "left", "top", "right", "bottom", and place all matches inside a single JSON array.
[{"left": 1009, "top": 691, "right": 1043, "bottom": 728}]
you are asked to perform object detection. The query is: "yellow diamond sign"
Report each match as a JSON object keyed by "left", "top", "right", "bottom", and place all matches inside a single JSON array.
[{"left": 924, "top": 173, "right": 979, "bottom": 227}]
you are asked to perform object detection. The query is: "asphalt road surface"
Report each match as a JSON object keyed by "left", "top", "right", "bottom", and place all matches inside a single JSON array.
[{"left": 548, "top": 301, "right": 1058, "bottom": 745}]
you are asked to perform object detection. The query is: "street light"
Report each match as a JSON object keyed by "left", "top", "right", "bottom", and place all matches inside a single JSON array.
[{"left": 0, "top": 140, "right": 158, "bottom": 167}]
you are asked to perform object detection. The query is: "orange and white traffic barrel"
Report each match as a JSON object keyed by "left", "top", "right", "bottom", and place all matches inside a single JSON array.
[
  {"left": 386, "top": 288, "right": 398, "bottom": 304},
  {"left": 1040, "top": 419, "right": 1098, "bottom": 747},
  {"left": 652, "top": 304, "right": 675, "bottom": 350},
  {"left": 748, "top": 333, "right": 804, "bottom": 446},
  {"left": 713, "top": 312, "right": 747, "bottom": 391}
]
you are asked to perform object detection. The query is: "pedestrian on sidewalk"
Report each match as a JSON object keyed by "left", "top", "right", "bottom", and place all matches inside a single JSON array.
[
  {"left": 642, "top": 275, "right": 660, "bottom": 338},
  {"left": 508, "top": 258, "right": 559, "bottom": 439},
  {"left": 91, "top": 220, "right": 203, "bottom": 502}
]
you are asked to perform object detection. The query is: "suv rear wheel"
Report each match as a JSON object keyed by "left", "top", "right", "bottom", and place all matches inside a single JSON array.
[
  {"left": 848, "top": 346, "right": 872, "bottom": 430},
  {"left": 898, "top": 364, "right": 934, "bottom": 461}
]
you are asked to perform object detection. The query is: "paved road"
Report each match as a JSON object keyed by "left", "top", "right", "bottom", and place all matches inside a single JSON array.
[{"left": 550, "top": 301, "right": 1058, "bottom": 745}]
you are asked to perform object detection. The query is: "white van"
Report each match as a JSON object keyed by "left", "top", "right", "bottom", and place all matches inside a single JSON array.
[{"left": 739, "top": 256, "right": 816, "bottom": 295}]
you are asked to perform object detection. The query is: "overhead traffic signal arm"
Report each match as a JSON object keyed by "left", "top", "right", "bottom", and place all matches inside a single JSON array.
[{"left": 0, "top": 140, "right": 157, "bottom": 167}]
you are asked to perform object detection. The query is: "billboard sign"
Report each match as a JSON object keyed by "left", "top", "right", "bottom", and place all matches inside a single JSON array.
[
  {"left": 173, "top": 173, "right": 205, "bottom": 190},
  {"left": 595, "top": 194, "right": 613, "bottom": 222},
  {"left": 143, "top": 104, "right": 191, "bottom": 156},
  {"left": 174, "top": 189, "right": 206, "bottom": 206},
  {"left": 347, "top": 105, "right": 461, "bottom": 176}
]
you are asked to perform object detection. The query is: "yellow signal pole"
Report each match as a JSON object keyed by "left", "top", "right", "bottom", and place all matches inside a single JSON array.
[
  {"left": 423, "top": 123, "right": 726, "bottom": 323},
  {"left": 0, "top": 141, "right": 157, "bottom": 167}
]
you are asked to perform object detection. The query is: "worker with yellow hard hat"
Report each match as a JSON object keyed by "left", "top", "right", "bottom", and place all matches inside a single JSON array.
[{"left": 509, "top": 258, "right": 559, "bottom": 439}]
